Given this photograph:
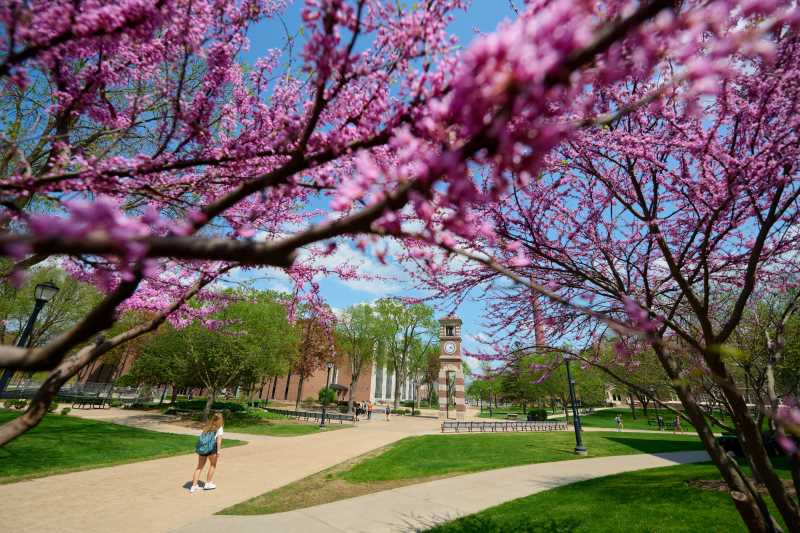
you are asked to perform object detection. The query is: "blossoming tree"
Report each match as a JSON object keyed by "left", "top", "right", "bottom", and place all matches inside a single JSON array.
[
  {"left": 1, "top": 1, "right": 799, "bottom": 530},
  {"left": 407, "top": 5, "right": 800, "bottom": 530}
]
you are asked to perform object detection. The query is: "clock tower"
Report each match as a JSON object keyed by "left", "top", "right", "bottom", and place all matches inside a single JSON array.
[{"left": 438, "top": 315, "right": 466, "bottom": 420}]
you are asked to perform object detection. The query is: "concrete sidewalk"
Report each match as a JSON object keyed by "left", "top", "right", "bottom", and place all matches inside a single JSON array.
[
  {"left": 5, "top": 411, "right": 439, "bottom": 533},
  {"left": 176, "top": 450, "right": 710, "bottom": 533}
]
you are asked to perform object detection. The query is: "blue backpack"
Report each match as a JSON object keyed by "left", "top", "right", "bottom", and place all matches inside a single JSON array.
[{"left": 196, "top": 431, "right": 216, "bottom": 455}]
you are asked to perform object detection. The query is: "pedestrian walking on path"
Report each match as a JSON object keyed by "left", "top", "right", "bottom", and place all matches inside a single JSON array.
[
  {"left": 615, "top": 414, "right": 624, "bottom": 432},
  {"left": 367, "top": 401, "right": 373, "bottom": 420},
  {"left": 384, "top": 404, "right": 391, "bottom": 421},
  {"left": 673, "top": 417, "right": 683, "bottom": 434},
  {"left": 190, "top": 412, "right": 224, "bottom": 493}
]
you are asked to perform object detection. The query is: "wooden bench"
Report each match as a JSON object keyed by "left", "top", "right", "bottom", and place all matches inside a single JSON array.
[
  {"left": 505, "top": 413, "right": 519, "bottom": 420},
  {"left": 441, "top": 420, "right": 567, "bottom": 433}
]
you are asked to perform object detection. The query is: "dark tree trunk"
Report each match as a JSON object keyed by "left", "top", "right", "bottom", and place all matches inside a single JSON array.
[
  {"left": 169, "top": 385, "right": 178, "bottom": 405},
  {"left": 652, "top": 346, "right": 779, "bottom": 532},
  {"left": 295, "top": 376, "right": 305, "bottom": 410},
  {"left": 348, "top": 373, "right": 358, "bottom": 414},
  {"left": 202, "top": 389, "right": 215, "bottom": 422},
  {"left": 284, "top": 371, "right": 291, "bottom": 400}
]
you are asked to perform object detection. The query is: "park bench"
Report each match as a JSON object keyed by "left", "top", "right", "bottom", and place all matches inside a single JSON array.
[
  {"left": 441, "top": 420, "right": 567, "bottom": 433},
  {"left": 70, "top": 393, "right": 109, "bottom": 409},
  {"left": 505, "top": 413, "right": 519, "bottom": 420},
  {"left": 266, "top": 407, "right": 355, "bottom": 424}
]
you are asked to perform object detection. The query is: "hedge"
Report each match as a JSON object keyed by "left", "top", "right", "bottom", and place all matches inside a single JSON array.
[
  {"left": 527, "top": 408, "right": 548, "bottom": 421},
  {"left": 173, "top": 399, "right": 245, "bottom": 412}
]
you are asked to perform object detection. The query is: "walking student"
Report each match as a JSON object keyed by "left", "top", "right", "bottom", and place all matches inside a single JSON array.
[
  {"left": 615, "top": 414, "right": 624, "bottom": 432},
  {"left": 673, "top": 416, "right": 683, "bottom": 434},
  {"left": 367, "top": 401, "right": 373, "bottom": 420},
  {"left": 384, "top": 404, "right": 391, "bottom": 421},
  {"left": 190, "top": 412, "right": 224, "bottom": 493}
]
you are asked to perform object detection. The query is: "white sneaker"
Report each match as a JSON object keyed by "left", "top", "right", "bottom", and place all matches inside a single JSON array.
[
  {"left": 190, "top": 485, "right": 200, "bottom": 493},
  {"left": 204, "top": 482, "right": 217, "bottom": 490}
]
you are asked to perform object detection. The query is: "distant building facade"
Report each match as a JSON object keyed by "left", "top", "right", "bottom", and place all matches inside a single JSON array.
[{"left": 261, "top": 358, "right": 420, "bottom": 405}]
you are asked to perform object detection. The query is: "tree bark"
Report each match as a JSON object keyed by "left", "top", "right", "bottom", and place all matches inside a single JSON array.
[
  {"left": 347, "top": 371, "right": 360, "bottom": 414},
  {"left": 393, "top": 368, "right": 401, "bottom": 409},
  {"left": 202, "top": 389, "right": 215, "bottom": 422},
  {"left": 653, "top": 346, "right": 777, "bottom": 532},
  {"left": 715, "top": 372, "right": 800, "bottom": 531},
  {"left": 295, "top": 375, "right": 305, "bottom": 410}
]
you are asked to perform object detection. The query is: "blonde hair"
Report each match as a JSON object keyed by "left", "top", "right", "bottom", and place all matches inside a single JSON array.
[{"left": 203, "top": 412, "right": 224, "bottom": 433}]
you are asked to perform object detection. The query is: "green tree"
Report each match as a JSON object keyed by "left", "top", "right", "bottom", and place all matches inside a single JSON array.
[
  {"left": 406, "top": 336, "right": 437, "bottom": 415},
  {"left": 0, "top": 264, "right": 101, "bottom": 347},
  {"left": 337, "top": 304, "right": 381, "bottom": 413},
  {"left": 375, "top": 299, "right": 436, "bottom": 408},
  {"left": 220, "top": 290, "right": 298, "bottom": 401},
  {"left": 126, "top": 321, "right": 195, "bottom": 404}
]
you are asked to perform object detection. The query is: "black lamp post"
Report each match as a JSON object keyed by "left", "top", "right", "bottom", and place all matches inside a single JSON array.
[
  {"left": 325, "top": 361, "right": 334, "bottom": 388},
  {"left": 0, "top": 281, "right": 60, "bottom": 396},
  {"left": 564, "top": 355, "right": 587, "bottom": 455}
]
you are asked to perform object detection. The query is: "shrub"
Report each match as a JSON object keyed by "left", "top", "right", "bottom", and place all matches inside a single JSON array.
[
  {"left": 114, "top": 374, "right": 138, "bottom": 387},
  {"left": 61, "top": 407, "right": 71, "bottom": 416},
  {"left": 301, "top": 397, "right": 316, "bottom": 409},
  {"left": 527, "top": 408, "right": 548, "bottom": 421},
  {"left": 13, "top": 399, "right": 28, "bottom": 410},
  {"left": 108, "top": 399, "right": 123, "bottom": 408},
  {"left": 173, "top": 399, "right": 245, "bottom": 412},
  {"left": 318, "top": 387, "right": 336, "bottom": 406},
  {"left": 391, "top": 408, "right": 409, "bottom": 415},
  {"left": 47, "top": 402, "right": 59, "bottom": 413}
]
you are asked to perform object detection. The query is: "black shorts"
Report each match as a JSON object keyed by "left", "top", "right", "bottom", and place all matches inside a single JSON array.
[{"left": 199, "top": 446, "right": 217, "bottom": 457}]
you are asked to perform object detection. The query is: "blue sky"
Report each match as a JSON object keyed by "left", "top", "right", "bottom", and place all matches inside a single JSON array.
[{"left": 238, "top": 2, "right": 517, "bottom": 369}]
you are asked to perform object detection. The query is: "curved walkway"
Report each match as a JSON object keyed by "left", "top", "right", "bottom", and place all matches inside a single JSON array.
[
  {"left": 5, "top": 410, "right": 438, "bottom": 533},
  {"left": 177, "top": 450, "right": 710, "bottom": 533}
]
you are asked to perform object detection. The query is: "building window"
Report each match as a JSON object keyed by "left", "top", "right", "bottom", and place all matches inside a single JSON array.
[
  {"left": 445, "top": 325, "right": 454, "bottom": 336},
  {"left": 375, "top": 366, "right": 383, "bottom": 398}
]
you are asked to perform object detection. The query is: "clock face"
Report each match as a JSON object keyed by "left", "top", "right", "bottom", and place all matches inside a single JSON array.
[{"left": 443, "top": 341, "right": 457, "bottom": 354}]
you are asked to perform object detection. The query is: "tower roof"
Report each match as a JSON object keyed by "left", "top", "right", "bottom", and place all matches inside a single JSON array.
[{"left": 439, "top": 314, "right": 461, "bottom": 324}]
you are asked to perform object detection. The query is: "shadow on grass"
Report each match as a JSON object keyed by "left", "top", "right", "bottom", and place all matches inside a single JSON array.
[
  {"left": 424, "top": 513, "right": 581, "bottom": 532},
  {"left": 600, "top": 435, "right": 706, "bottom": 455}
]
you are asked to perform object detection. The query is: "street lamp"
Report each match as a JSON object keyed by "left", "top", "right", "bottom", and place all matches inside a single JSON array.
[
  {"left": 325, "top": 361, "right": 334, "bottom": 388},
  {"left": 564, "top": 355, "right": 587, "bottom": 455},
  {"left": 0, "top": 281, "right": 60, "bottom": 395}
]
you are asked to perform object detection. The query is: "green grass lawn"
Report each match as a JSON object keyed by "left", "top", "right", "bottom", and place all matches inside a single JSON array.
[
  {"left": 222, "top": 431, "right": 705, "bottom": 515},
  {"left": 577, "top": 407, "right": 730, "bottom": 433},
  {"left": 476, "top": 407, "right": 526, "bottom": 419},
  {"left": 428, "top": 459, "right": 793, "bottom": 532},
  {"left": 179, "top": 408, "right": 351, "bottom": 437},
  {"left": 224, "top": 418, "right": 350, "bottom": 436},
  {"left": 341, "top": 431, "right": 704, "bottom": 482},
  {"left": 0, "top": 409, "right": 244, "bottom": 484}
]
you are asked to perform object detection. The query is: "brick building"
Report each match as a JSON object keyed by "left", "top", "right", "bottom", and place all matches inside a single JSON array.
[{"left": 259, "top": 358, "right": 421, "bottom": 405}]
